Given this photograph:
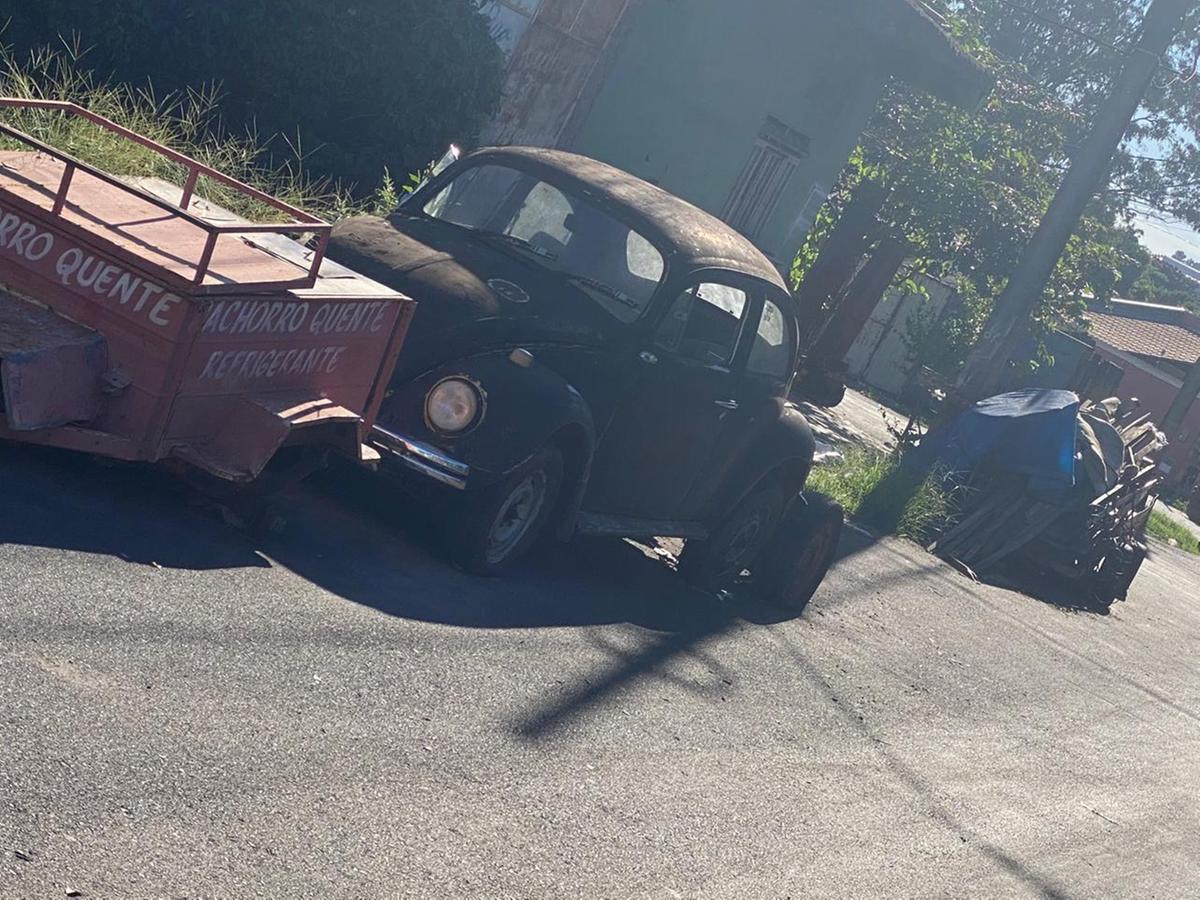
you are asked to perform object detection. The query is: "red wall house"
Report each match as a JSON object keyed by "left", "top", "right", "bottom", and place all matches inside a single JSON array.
[{"left": 1087, "top": 301, "right": 1200, "bottom": 488}]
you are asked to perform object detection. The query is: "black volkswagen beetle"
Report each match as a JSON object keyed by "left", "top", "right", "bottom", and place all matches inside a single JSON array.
[{"left": 329, "top": 147, "right": 842, "bottom": 606}]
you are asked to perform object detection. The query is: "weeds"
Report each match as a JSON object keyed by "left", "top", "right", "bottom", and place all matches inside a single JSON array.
[
  {"left": 0, "top": 41, "right": 399, "bottom": 222},
  {"left": 811, "top": 448, "right": 1199, "bottom": 557},
  {"left": 807, "top": 447, "right": 952, "bottom": 542},
  {"left": 1146, "top": 509, "right": 1200, "bottom": 555}
]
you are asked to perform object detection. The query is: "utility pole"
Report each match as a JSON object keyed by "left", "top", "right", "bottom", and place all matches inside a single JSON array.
[{"left": 957, "top": 0, "right": 1198, "bottom": 402}]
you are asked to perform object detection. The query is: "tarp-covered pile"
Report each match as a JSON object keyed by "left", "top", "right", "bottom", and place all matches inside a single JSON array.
[{"left": 909, "top": 389, "right": 1163, "bottom": 605}]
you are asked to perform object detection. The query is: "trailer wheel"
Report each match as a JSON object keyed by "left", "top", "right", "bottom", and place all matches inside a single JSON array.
[
  {"left": 755, "top": 493, "right": 843, "bottom": 614},
  {"left": 449, "top": 445, "right": 564, "bottom": 576}
]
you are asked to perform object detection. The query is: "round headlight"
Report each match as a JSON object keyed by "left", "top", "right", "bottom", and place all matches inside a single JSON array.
[{"left": 426, "top": 377, "right": 482, "bottom": 434}]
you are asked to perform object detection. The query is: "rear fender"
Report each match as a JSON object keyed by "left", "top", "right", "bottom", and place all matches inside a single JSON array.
[{"left": 707, "top": 400, "right": 815, "bottom": 524}]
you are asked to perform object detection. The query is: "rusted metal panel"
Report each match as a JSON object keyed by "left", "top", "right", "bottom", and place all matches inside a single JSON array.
[
  {"left": 162, "top": 293, "right": 410, "bottom": 464},
  {"left": 170, "top": 395, "right": 364, "bottom": 482},
  {"left": 0, "top": 288, "right": 106, "bottom": 430}
]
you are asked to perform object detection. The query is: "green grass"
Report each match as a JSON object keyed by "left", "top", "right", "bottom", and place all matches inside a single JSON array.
[
  {"left": 1146, "top": 508, "right": 1200, "bottom": 555},
  {"left": 0, "top": 42, "right": 398, "bottom": 222},
  {"left": 807, "top": 447, "right": 952, "bottom": 543}
]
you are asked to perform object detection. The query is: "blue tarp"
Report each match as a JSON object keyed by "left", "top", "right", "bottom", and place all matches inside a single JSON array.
[{"left": 906, "top": 389, "right": 1081, "bottom": 497}]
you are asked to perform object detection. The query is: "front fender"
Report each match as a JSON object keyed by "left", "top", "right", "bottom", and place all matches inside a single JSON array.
[{"left": 377, "top": 349, "right": 596, "bottom": 488}]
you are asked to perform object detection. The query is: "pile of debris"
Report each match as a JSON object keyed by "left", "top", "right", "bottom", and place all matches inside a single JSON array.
[{"left": 912, "top": 390, "right": 1163, "bottom": 606}]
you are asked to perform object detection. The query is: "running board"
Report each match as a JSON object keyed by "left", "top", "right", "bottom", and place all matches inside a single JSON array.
[{"left": 575, "top": 512, "right": 709, "bottom": 540}]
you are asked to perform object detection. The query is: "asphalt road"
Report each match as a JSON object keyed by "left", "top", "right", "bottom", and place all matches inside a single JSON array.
[{"left": 2, "top": 444, "right": 1199, "bottom": 899}]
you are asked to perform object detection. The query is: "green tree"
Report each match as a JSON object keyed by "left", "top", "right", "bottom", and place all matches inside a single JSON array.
[
  {"left": 952, "top": 0, "right": 1200, "bottom": 228},
  {"left": 801, "top": 1, "right": 1200, "bottom": 377}
]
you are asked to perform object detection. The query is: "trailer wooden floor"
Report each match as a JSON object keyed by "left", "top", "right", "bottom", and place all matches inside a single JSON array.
[{"left": 0, "top": 150, "right": 308, "bottom": 291}]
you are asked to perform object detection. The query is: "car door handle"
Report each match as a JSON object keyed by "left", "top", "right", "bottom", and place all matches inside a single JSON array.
[{"left": 715, "top": 399, "right": 739, "bottom": 410}]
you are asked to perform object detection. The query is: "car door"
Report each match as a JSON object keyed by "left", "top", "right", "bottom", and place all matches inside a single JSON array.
[
  {"left": 676, "top": 288, "right": 802, "bottom": 520},
  {"left": 584, "top": 276, "right": 758, "bottom": 520}
]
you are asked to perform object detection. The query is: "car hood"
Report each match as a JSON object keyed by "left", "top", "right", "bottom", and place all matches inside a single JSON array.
[{"left": 327, "top": 214, "right": 625, "bottom": 380}]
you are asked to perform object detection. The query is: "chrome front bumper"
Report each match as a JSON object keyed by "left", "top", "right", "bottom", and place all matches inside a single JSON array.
[{"left": 370, "top": 425, "right": 469, "bottom": 490}]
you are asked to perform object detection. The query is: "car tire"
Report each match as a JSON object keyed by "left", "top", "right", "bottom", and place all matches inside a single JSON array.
[
  {"left": 447, "top": 445, "right": 564, "bottom": 576},
  {"left": 755, "top": 492, "right": 844, "bottom": 614},
  {"left": 678, "top": 482, "right": 787, "bottom": 593}
]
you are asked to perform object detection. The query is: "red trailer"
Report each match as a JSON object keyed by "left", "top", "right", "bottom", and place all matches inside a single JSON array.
[{"left": 0, "top": 99, "right": 413, "bottom": 486}]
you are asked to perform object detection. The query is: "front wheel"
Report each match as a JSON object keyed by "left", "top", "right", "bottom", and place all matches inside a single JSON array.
[{"left": 447, "top": 445, "right": 564, "bottom": 576}]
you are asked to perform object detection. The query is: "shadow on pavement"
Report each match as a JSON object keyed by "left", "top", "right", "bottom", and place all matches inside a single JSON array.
[
  {"left": 0, "top": 443, "right": 269, "bottom": 571},
  {"left": 1, "top": 442, "right": 884, "bottom": 742},
  {"left": 0, "top": 444, "right": 805, "bottom": 634},
  {"left": 261, "top": 463, "right": 809, "bottom": 633},
  {"left": 982, "top": 568, "right": 1113, "bottom": 616},
  {"left": 766, "top": 627, "right": 1076, "bottom": 900}
]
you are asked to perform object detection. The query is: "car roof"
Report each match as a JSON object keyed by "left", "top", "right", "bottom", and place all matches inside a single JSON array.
[{"left": 464, "top": 146, "right": 790, "bottom": 294}]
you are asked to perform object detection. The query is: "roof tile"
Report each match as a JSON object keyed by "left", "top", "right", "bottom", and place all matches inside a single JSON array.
[{"left": 1087, "top": 310, "right": 1200, "bottom": 364}]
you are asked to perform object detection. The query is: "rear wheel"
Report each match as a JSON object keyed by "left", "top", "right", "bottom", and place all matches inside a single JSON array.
[
  {"left": 448, "top": 445, "right": 564, "bottom": 576},
  {"left": 678, "top": 484, "right": 787, "bottom": 592},
  {"left": 756, "top": 493, "right": 843, "bottom": 614}
]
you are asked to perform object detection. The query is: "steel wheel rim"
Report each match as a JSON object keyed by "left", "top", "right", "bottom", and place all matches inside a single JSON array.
[
  {"left": 724, "top": 511, "right": 766, "bottom": 569},
  {"left": 717, "top": 501, "right": 777, "bottom": 581},
  {"left": 485, "top": 471, "right": 547, "bottom": 564}
]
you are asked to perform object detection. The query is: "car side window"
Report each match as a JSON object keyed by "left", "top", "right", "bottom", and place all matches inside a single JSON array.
[
  {"left": 655, "top": 282, "right": 748, "bottom": 368},
  {"left": 747, "top": 297, "right": 796, "bottom": 381}
]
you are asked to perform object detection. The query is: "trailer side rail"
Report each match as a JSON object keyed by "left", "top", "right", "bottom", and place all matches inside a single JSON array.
[{"left": 0, "top": 98, "right": 331, "bottom": 289}]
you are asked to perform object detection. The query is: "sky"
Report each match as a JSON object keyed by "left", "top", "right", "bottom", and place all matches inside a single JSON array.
[{"left": 1134, "top": 209, "right": 1200, "bottom": 260}]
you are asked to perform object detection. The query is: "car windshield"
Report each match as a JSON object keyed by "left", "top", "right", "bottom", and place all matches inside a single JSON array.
[{"left": 419, "top": 163, "right": 666, "bottom": 322}]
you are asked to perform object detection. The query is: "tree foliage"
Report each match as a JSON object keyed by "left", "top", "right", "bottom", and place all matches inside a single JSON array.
[
  {"left": 952, "top": 0, "right": 1200, "bottom": 226},
  {"left": 3, "top": 1, "right": 504, "bottom": 192},
  {"left": 801, "top": 1, "right": 1200, "bottom": 377},
  {"left": 1126, "top": 253, "right": 1200, "bottom": 310}
]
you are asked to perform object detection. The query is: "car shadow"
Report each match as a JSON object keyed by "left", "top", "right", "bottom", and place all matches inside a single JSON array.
[
  {"left": 0, "top": 444, "right": 811, "bottom": 634},
  {"left": 259, "top": 463, "right": 810, "bottom": 632}
]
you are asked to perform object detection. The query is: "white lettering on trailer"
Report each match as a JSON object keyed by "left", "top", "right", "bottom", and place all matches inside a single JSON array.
[
  {"left": 198, "top": 345, "right": 348, "bottom": 381},
  {"left": 52, "top": 246, "right": 183, "bottom": 326},
  {"left": 0, "top": 204, "right": 183, "bottom": 329},
  {"left": 24, "top": 232, "right": 54, "bottom": 261},
  {"left": 201, "top": 299, "right": 387, "bottom": 337},
  {"left": 0, "top": 211, "right": 57, "bottom": 263}
]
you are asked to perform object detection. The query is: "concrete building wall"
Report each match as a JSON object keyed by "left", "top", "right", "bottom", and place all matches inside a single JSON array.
[
  {"left": 566, "top": 0, "right": 886, "bottom": 267},
  {"left": 844, "top": 275, "right": 953, "bottom": 396}
]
